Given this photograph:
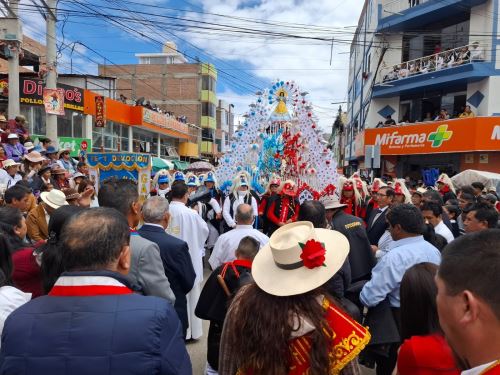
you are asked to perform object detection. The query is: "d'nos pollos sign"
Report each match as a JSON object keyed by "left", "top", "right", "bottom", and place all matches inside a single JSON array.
[{"left": 1, "top": 77, "right": 84, "bottom": 112}]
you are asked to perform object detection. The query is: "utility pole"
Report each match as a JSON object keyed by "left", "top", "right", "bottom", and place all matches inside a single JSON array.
[
  {"left": 6, "top": 0, "right": 20, "bottom": 119},
  {"left": 45, "top": 0, "right": 58, "bottom": 143}
]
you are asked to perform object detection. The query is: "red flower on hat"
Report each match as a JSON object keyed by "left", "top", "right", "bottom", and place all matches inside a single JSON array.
[{"left": 299, "top": 240, "right": 326, "bottom": 269}]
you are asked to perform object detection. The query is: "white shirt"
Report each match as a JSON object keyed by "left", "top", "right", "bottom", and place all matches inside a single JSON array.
[
  {"left": 0, "top": 169, "right": 22, "bottom": 188},
  {"left": 434, "top": 220, "right": 454, "bottom": 243},
  {"left": 209, "top": 224, "right": 269, "bottom": 269},
  {"left": 376, "top": 229, "right": 393, "bottom": 259},
  {"left": 462, "top": 361, "right": 498, "bottom": 375},
  {"left": 0, "top": 286, "right": 31, "bottom": 348},
  {"left": 222, "top": 193, "right": 258, "bottom": 228}
]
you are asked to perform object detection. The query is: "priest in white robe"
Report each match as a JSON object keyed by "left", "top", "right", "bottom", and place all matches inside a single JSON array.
[{"left": 167, "top": 182, "right": 209, "bottom": 340}]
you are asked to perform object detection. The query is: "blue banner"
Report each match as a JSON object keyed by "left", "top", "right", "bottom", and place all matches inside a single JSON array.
[{"left": 87, "top": 153, "right": 150, "bottom": 169}]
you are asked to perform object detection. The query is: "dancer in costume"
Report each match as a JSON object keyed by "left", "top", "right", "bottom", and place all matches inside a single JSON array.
[
  {"left": 394, "top": 179, "right": 412, "bottom": 204},
  {"left": 222, "top": 172, "right": 258, "bottom": 232},
  {"left": 258, "top": 175, "right": 281, "bottom": 235},
  {"left": 151, "top": 170, "right": 171, "bottom": 198},
  {"left": 265, "top": 180, "right": 300, "bottom": 235},
  {"left": 436, "top": 173, "right": 457, "bottom": 202},
  {"left": 340, "top": 178, "right": 363, "bottom": 218}
]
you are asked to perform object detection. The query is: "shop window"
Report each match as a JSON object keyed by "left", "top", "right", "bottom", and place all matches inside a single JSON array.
[
  {"left": 202, "top": 102, "right": 216, "bottom": 117},
  {"left": 201, "top": 75, "right": 216, "bottom": 91}
]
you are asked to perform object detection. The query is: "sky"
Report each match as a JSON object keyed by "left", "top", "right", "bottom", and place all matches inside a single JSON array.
[{"left": 17, "top": 0, "right": 364, "bottom": 131}]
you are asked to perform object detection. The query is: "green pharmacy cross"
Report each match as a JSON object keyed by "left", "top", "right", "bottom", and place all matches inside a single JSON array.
[{"left": 428, "top": 125, "right": 453, "bottom": 147}]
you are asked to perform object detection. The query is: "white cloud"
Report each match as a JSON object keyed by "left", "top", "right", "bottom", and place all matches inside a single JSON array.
[{"left": 184, "top": 0, "right": 363, "bottom": 131}]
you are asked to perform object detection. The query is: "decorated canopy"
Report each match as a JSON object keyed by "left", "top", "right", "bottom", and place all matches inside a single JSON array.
[{"left": 216, "top": 80, "right": 339, "bottom": 201}]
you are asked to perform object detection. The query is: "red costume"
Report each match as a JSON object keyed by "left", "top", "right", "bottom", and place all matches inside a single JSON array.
[
  {"left": 266, "top": 181, "right": 300, "bottom": 235},
  {"left": 397, "top": 334, "right": 460, "bottom": 375},
  {"left": 237, "top": 298, "right": 371, "bottom": 375},
  {"left": 341, "top": 180, "right": 361, "bottom": 217}
]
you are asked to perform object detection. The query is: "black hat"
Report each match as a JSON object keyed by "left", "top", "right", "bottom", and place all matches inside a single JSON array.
[{"left": 38, "top": 165, "right": 51, "bottom": 176}]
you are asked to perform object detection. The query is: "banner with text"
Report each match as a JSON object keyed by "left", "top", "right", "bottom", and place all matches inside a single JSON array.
[
  {"left": 0, "top": 76, "right": 84, "bottom": 112},
  {"left": 364, "top": 117, "right": 500, "bottom": 155},
  {"left": 87, "top": 153, "right": 151, "bottom": 201}
]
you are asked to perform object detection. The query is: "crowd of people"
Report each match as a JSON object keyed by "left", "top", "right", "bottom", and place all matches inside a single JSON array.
[
  {"left": 381, "top": 42, "right": 484, "bottom": 84},
  {"left": 0, "top": 143, "right": 498, "bottom": 375},
  {"left": 376, "top": 104, "right": 476, "bottom": 128}
]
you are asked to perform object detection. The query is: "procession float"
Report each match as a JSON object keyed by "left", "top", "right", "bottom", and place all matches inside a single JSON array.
[{"left": 216, "top": 80, "right": 339, "bottom": 203}]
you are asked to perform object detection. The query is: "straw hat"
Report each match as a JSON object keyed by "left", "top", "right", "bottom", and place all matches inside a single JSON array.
[
  {"left": 25, "top": 151, "right": 46, "bottom": 163},
  {"left": 24, "top": 142, "right": 35, "bottom": 151},
  {"left": 62, "top": 188, "right": 81, "bottom": 202},
  {"left": 41, "top": 189, "right": 69, "bottom": 209},
  {"left": 320, "top": 195, "right": 347, "bottom": 210},
  {"left": 7, "top": 133, "right": 19, "bottom": 139},
  {"left": 252, "top": 221, "right": 349, "bottom": 297},
  {"left": 3, "top": 159, "right": 20, "bottom": 169}
]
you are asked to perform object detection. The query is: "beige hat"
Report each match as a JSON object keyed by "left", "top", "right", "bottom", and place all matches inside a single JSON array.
[
  {"left": 24, "top": 142, "right": 35, "bottom": 151},
  {"left": 252, "top": 221, "right": 349, "bottom": 297},
  {"left": 41, "top": 189, "right": 69, "bottom": 209},
  {"left": 320, "top": 195, "right": 347, "bottom": 210},
  {"left": 3, "top": 159, "right": 20, "bottom": 169},
  {"left": 0, "top": 115, "right": 7, "bottom": 122},
  {"left": 25, "top": 151, "right": 45, "bottom": 163}
]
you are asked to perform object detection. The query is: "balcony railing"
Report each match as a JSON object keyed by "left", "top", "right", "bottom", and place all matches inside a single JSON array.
[
  {"left": 377, "top": 43, "right": 488, "bottom": 85},
  {"left": 383, "top": 0, "right": 430, "bottom": 16}
]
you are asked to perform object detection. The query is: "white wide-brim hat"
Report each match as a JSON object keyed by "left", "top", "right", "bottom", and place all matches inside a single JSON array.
[
  {"left": 41, "top": 189, "right": 69, "bottom": 209},
  {"left": 252, "top": 221, "right": 349, "bottom": 297}
]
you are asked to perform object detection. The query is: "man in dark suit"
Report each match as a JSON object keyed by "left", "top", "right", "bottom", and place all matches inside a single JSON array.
[
  {"left": 98, "top": 178, "right": 176, "bottom": 303},
  {"left": 139, "top": 196, "right": 196, "bottom": 336},
  {"left": 367, "top": 186, "right": 395, "bottom": 246}
]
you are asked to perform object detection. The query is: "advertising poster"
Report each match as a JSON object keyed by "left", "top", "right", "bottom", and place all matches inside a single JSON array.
[
  {"left": 86, "top": 153, "right": 151, "bottom": 201},
  {"left": 43, "top": 88, "right": 65, "bottom": 115}
]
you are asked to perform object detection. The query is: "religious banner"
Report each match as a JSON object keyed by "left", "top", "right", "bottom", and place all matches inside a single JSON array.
[
  {"left": 95, "top": 96, "right": 105, "bottom": 127},
  {"left": 86, "top": 152, "right": 151, "bottom": 201},
  {"left": 43, "top": 88, "right": 65, "bottom": 115}
]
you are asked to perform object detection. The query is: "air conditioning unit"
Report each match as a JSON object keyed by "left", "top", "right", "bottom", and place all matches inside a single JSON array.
[{"left": 0, "top": 19, "right": 22, "bottom": 42}]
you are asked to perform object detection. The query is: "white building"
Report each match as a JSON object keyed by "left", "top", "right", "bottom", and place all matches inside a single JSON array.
[{"left": 345, "top": 0, "right": 500, "bottom": 176}]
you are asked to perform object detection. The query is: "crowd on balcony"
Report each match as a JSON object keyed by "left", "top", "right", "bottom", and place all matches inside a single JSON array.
[
  {"left": 376, "top": 105, "right": 475, "bottom": 128},
  {"left": 118, "top": 94, "right": 189, "bottom": 123},
  {"left": 381, "top": 42, "right": 485, "bottom": 83}
]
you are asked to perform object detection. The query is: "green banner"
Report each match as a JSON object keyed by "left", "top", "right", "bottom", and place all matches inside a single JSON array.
[{"left": 32, "top": 135, "right": 92, "bottom": 157}]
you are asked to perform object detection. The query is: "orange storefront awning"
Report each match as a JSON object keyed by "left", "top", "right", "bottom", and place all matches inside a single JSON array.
[
  {"left": 364, "top": 117, "right": 500, "bottom": 155},
  {"left": 83, "top": 90, "right": 189, "bottom": 140}
]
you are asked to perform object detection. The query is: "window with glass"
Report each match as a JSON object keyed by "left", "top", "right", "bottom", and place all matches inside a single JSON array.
[
  {"left": 92, "top": 121, "right": 128, "bottom": 152},
  {"left": 202, "top": 102, "right": 216, "bottom": 117},
  {"left": 57, "top": 111, "right": 84, "bottom": 138},
  {"left": 201, "top": 75, "right": 216, "bottom": 92}
]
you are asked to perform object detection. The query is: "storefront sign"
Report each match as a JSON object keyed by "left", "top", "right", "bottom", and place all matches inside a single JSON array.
[
  {"left": 143, "top": 108, "right": 189, "bottom": 135},
  {"left": 87, "top": 153, "right": 151, "bottom": 201},
  {"left": 95, "top": 96, "right": 105, "bottom": 127},
  {"left": 0, "top": 76, "right": 84, "bottom": 112},
  {"left": 32, "top": 135, "right": 92, "bottom": 157},
  {"left": 43, "top": 88, "right": 65, "bottom": 115},
  {"left": 364, "top": 117, "right": 500, "bottom": 155}
]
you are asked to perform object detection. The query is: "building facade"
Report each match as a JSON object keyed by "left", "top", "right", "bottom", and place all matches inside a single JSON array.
[
  {"left": 345, "top": 0, "right": 500, "bottom": 176},
  {"left": 216, "top": 100, "right": 235, "bottom": 155},
  {"left": 98, "top": 42, "right": 219, "bottom": 159}
]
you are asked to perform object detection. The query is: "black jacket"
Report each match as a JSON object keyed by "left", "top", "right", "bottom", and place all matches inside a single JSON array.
[
  {"left": 138, "top": 224, "right": 196, "bottom": 336},
  {"left": 331, "top": 211, "right": 376, "bottom": 282},
  {"left": 367, "top": 207, "right": 389, "bottom": 246}
]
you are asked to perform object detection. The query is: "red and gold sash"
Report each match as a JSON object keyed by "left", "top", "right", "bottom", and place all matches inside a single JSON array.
[
  {"left": 480, "top": 361, "right": 500, "bottom": 375},
  {"left": 238, "top": 298, "right": 371, "bottom": 375}
]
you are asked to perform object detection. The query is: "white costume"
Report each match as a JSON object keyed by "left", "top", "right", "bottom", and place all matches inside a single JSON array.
[
  {"left": 222, "top": 193, "right": 258, "bottom": 228},
  {"left": 208, "top": 224, "right": 269, "bottom": 269},
  {"left": 167, "top": 201, "right": 209, "bottom": 340}
]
